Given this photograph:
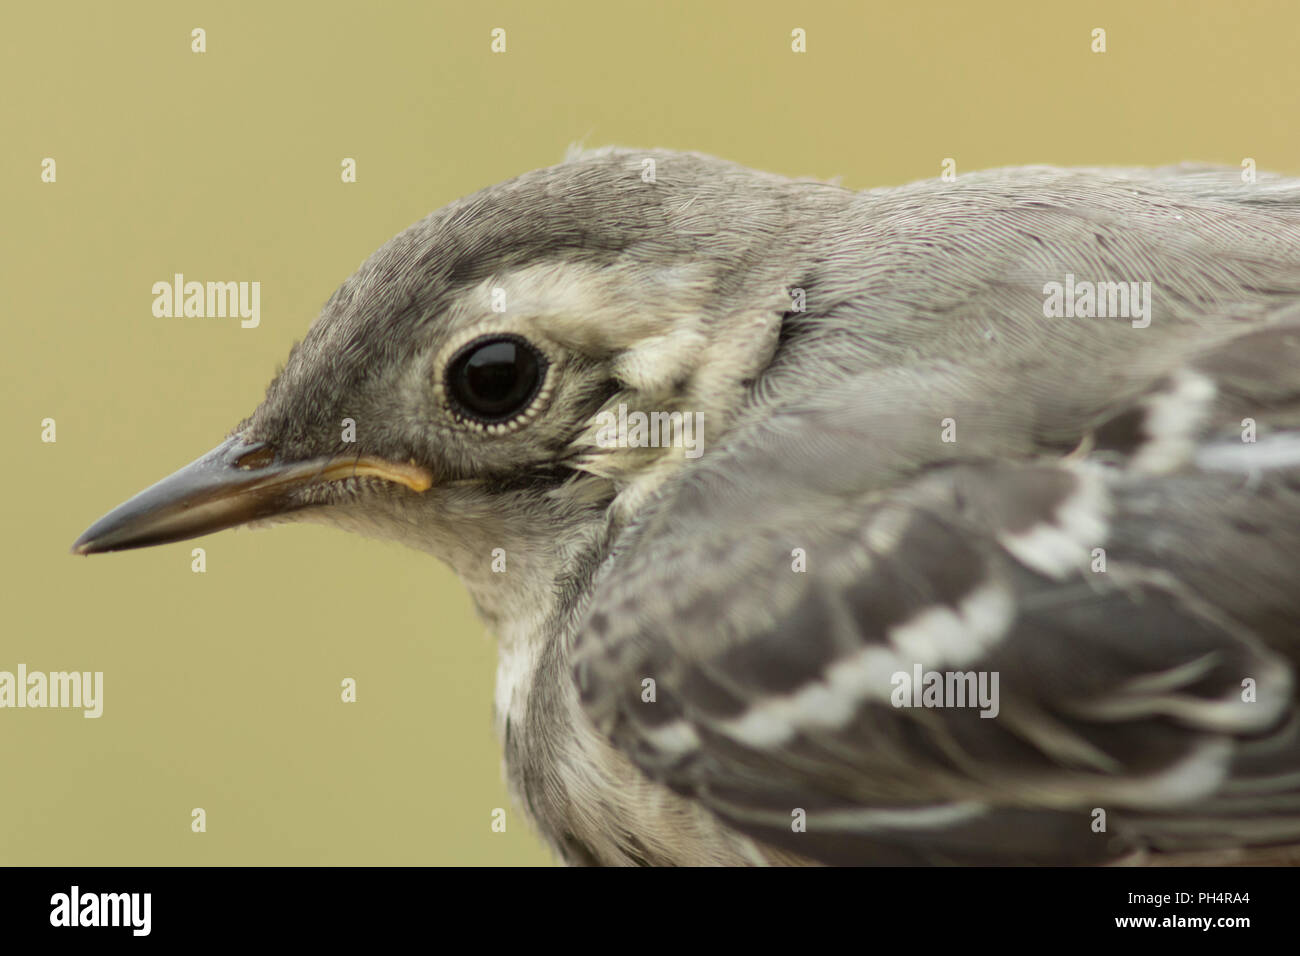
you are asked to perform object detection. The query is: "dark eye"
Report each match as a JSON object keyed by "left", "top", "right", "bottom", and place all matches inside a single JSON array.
[{"left": 445, "top": 334, "right": 547, "bottom": 424}]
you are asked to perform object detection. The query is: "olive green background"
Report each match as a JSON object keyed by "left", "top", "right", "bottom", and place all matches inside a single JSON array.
[{"left": 2, "top": 1, "right": 1298, "bottom": 865}]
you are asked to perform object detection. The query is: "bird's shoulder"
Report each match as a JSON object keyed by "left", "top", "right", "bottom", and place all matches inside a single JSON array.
[{"left": 571, "top": 320, "right": 1300, "bottom": 864}]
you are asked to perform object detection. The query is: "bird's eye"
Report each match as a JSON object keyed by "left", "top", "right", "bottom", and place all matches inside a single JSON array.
[{"left": 444, "top": 334, "right": 548, "bottom": 424}]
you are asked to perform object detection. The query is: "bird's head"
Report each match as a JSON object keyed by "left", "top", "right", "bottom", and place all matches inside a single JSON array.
[{"left": 73, "top": 148, "right": 806, "bottom": 622}]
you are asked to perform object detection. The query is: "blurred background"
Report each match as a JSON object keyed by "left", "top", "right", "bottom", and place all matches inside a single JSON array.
[{"left": 2, "top": 0, "right": 1298, "bottom": 865}]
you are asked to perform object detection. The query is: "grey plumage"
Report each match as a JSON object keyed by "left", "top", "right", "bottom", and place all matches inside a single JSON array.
[{"left": 75, "top": 148, "right": 1300, "bottom": 865}]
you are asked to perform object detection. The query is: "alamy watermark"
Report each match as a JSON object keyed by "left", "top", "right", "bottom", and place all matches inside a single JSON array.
[
  {"left": 50, "top": 886, "right": 150, "bottom": 936},
  {"left": 890, "top": 665, "right": 999, "bottom": 718},
  {"left": 0, "top": 665, "right": 103, "bottom": 717},
  {"left": 594, "top": 403, "right": 704, "bottom": 459},
  {"left": 1042, "top": 274, "right": 1152, "bottom": 328},
  {"left": 152, "top": 273, "right": 260, "bottom": 328}
]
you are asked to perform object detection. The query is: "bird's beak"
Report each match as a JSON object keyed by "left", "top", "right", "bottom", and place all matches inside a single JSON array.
[{"left": 71, "top": 435, "right": 434, "bottom": 555}]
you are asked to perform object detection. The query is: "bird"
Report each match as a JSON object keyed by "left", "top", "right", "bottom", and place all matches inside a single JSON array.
[{"left": 73, "top": 147, "right": 1300, "bottom": 866}]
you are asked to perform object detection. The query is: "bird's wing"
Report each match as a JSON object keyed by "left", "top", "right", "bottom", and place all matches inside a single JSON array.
[{"left": 572, "top": 321, "right": 1300, "bottom": 865}]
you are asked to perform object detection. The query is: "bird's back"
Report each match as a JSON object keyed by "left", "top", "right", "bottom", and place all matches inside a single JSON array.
[{"left": 557, "top": 163, "right": 1300, "bottom": 865}]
